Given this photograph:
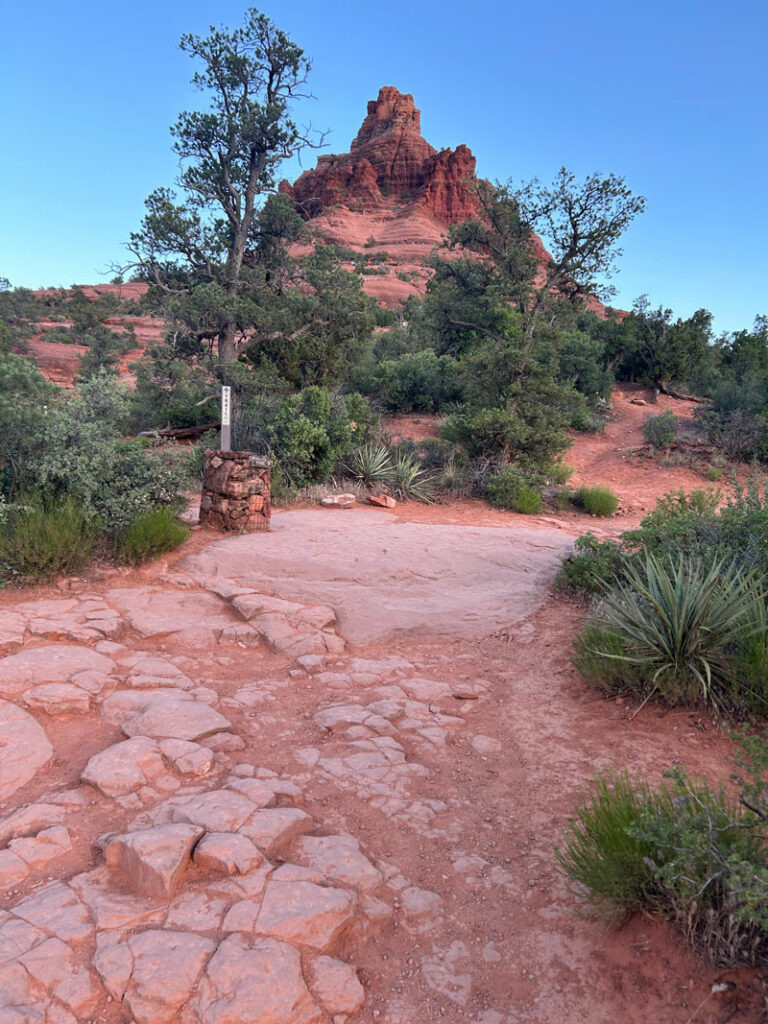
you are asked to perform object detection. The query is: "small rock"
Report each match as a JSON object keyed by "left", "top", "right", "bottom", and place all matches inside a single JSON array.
[
  {"left": 308, "top": 954, "right": 365, "bottom": 1015},
  {"left": 368, "top": 494, "right": 396, "bottom": 509},
  {"left": 194, "top": 832, "right": 263, "bottom": 876},
  {"left": 471, "top": 735, "right": 502, "bottom": 755},
  {"left": 321, "top": 494, "right": 356, "bottom": 508},
  {"left": 255, "top": 879, "right": 356, "bottom": 951},
  {"left": 105, "top": 823, "right": 204, "bottom": 898}
]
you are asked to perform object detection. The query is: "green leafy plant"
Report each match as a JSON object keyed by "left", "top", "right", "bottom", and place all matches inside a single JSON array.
[
  {"left": 390, "top": 451, "right": 434, "bottom": 503},
  {"left": 557, "top": 749, "right": 768, "bottom": 966},
  {"left": 344, "top": 443, "right": 393, "bottom": 488},
  {"left": 555, "top": 532, "right": 626, "bottom": 596},
  {"left": 555, "top": 770, "right": 661, "bottom": 922},
  {"left": 114, "top": 507, "right": 190, "bottom": 564},
  {"left": 576, "top": 484, "right": 619, "bottom": 517},
  {"left": 708, "top": 466, "right": 724, "bottom": 481},
  {"left": 642, "top": 409, "right": 679, "bottom": 448},
  {"left": 0, "top": 495, "right": 96, "bottom": 581},
  {"left": 514, "top": 486, "right": 543, "bottom": 514},
  {"left": 575, "top": 553, "right": 767, "bottom": 712}
]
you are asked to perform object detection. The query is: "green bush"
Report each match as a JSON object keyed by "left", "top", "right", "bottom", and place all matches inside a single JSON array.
[
  {"left": 555, "top": 532, "right": 626, "bottom": 596},
  {"left": 0, "top": 495, "right": 96, "bottom": 581},
  {"left": 485, "top": 467, "right": 527, "bottom": 510},
  {"left": 514, "top": 486, "right": 543, "bottom": 514},
  {"left": 359, "top": 351, "right": 462, "bottom": 413},
  {"left": 557, "top": 753, "right": 768, "bottom": 966},
  {"left": 708, "top": 466, "right": 724, "bottom": 481},
  {"left": 576, "top": 484, "right": 619, "bottom": 517},
  {"left": 555, "top": 771, "right": 661, "bottom": 922},
  {"left": 115, "top": 508, "right": 190, "bottom": 564},
  {"left": 642, "top": 410, "right": 679, "bottom": 448},
  {"left": 257, "top": 388, "right": 375, "bottom": 488},
  {"left": 574, "top": 554, "right": 768, "bottom": 713}
]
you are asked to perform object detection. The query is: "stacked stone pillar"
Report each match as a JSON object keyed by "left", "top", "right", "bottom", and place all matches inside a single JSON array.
[{"left": 199, "top": 451, "right": 271, "bottom": 532}]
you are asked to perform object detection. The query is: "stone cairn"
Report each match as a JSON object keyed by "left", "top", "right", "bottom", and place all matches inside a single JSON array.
[{"left": 199, "top": 450, "right": 271, "bottom": 532}]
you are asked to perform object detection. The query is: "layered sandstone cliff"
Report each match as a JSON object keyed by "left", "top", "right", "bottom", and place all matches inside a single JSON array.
[{"left": 280, "top": 87, "right": 479, "bottom": 225}]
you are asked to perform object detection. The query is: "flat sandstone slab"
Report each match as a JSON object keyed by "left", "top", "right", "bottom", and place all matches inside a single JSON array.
[{"left": 183, "top": 510, "right": 573, "bottom": 643}]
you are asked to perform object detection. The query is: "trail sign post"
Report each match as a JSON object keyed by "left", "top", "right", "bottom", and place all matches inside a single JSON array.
[{"left": 221, "top": 386, "right": 232, "bottom": 452}]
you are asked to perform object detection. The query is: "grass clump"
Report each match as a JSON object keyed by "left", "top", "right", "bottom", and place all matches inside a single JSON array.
[
  {"left": 0, "top": 495, "right": 96, "bottom": 582},
  {"left": 557, "top": 745, "right": 768, "bottom": 965},
  {"left": 576, "top": 484, "right": 619, "bottom": 517},
  {"left": 114, "top": 508, "right": 189, "bottom": 565},
  {"left": 708, "top": 466, "right": 724, "bottom": 481}
]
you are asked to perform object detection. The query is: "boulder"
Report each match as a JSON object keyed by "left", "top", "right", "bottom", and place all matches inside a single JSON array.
[
  {"left": 254, "top": 879, "right": 356, "bottom": 951},
  {"left": 192, "top": 935, "right": 322, "bottom": 1024},
  {"left": 320, "top": 494, "right": 356, "bottom": 508},
  {"left": 105, "top": 823, "right": 204, "bottom": 898},
  {"left": 0, "top": 700, "right": 53, "bottom": 801}
]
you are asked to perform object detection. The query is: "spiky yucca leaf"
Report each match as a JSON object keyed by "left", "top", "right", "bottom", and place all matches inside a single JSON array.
[
  {"left": 344, "top": 443, "right": 393, "bottom": 488},
  {"left": 587, "top": 553, "right": 766, "bottom": 708},
  {"left": 391, "top": 452, "right": 434, "bottom": 504}
]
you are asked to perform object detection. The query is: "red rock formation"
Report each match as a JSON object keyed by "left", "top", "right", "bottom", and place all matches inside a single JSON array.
[{"left": 281, "top": 87, "right": 479, "bottom": 225}]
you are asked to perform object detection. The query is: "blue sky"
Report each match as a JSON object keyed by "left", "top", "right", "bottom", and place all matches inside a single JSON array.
[{"left": 1, "top": 0, "right": 765, "bottom": 334}]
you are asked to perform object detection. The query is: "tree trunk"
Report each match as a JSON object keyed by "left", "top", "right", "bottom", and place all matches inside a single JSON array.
[{"left": 219, "top": 322, "right": 238, "bottom": 364}]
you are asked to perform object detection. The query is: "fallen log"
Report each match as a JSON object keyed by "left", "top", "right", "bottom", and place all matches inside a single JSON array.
[
  {"left": 657, "top": 381, "right": 709, "bottom": 404},
  {"left": 136, "top": 422, "right": 220, "bottom": 441}
]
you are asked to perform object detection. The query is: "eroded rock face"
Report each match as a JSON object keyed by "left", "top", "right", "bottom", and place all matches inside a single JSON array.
[
  {"left": 0, "top": 700, "right": 53, "bottom": 801},
  {"left": 281, "top": 86, "right": 479, "bottom": 225}
]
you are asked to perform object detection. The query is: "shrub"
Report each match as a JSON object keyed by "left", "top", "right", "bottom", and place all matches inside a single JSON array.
[
  {"left": 115, "top": 508, "right": 190, "bottom": 564},
  {"left": 575, "top": 485, "right": 619, "bottom": 517},
  {"left": 485, "top": 467, "right": 527, "bottom": 510},
  {"left": 514, "top": 487, "right": 543, "bottom": 514},
  {"left": 555, "top": 533, "right": 626, "bottom": 596},
  {"left": 708, "top": 466, "right": 724, "bottom": 481},
  {"left": 557, "top": 754, "right": 768, "bottom": 966},
  {"left": 359, "top": 351, "right": 462, "bottom": 413},
  {"left": 0, "top": 495, "right": 96, "bottom": 581},
  {"left": 345, "top": 443, "right": 393, "bottom": 488},
  {"left": 574, "top": 554, "right": 767, "bottom": 713},
  {"left": 555, "top": 770, "right": 661, "bottom": 922},
  {"left": 642, "top": 410, "right": 679, "bottom": 448},
  {"left": 390, "top": 451, "right": 433, "bottom": 503}
]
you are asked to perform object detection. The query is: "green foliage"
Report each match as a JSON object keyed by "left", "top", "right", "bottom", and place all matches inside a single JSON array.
[
  {"left": 359, "top": 351, "right": 462, "bottom": 413},
  {"left": 557, "top": 752, "right": 768, "bottom": 965},
  {"left": 0, "top": 495, "right": 96, "bottom": 582},
  {"left": 485, "top": 467, "right": 541, "bottom": 513},
  {"left": 642, "top": 409, "right": 679, "bottom": 448},
  {"left": 115, "top": 508, "right": 190, "bottom": 564},
  {"left": 247, "top": 387, "right": 375, "bottom": 488},
  {"left": 390, "top": 451, "right": 434, "bottom": 503},
  {"left": 0, "top": 353, "right": 56, "bottom": 497},
  {"left": 708, "top": 466, "right": 724, "bottom": 481},
  {"left": 441, "top": 374, "right": 576, "bottom": 468},
  {"left": 344, "top": 443, "right": 393, "bottom": 488},
  {"left": 129, "top": 342, "right": 218, "bottom": 430},
  {"left": 575, "top": 554, "right": 767, "bottom": 713},
  {"left": 555, "top": 771, "right": 660, "bottom": 922},
  {"left": 25, "top": 373, "right": 190, "bottom": 529},
  {"left": 575, "top": 484, "right": 619, "bottom": 517},
  {"left": 555, "top": 533, "right": 626, "bottom": 596}
]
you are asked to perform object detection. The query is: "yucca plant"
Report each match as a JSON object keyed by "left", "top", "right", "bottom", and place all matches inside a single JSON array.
[
  {"left": 581, "top": 553, "right": 767, "bottom": 710},
  {"left": 391, "top": 451, "right": 434, "bottom": 503},
  {"left": 344, "top": 443, "right": 393, "bottom": 488}
]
